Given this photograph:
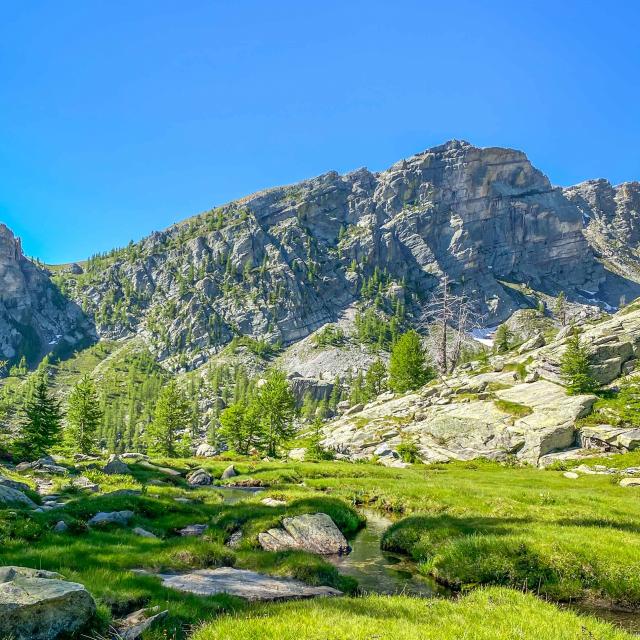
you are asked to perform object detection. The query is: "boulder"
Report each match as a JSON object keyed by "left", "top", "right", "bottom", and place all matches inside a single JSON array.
[
  {"left": 258, "top": 513, "right": 350, "bottom": 555},
  {"left": 563, "top": 472, "right": 579, "bottom": 479},
  {"left": 132, "top": 527, "right": 157, "bottom": 539},
  {"left": 87, "top": 510, "right": 134, "bottom": 527},
  {"left": 221, "top": 465, "right": 237, "bottom": 480},
  {"left": 186, "top": 468, "right": 213, "bottom": 486},
  {"left": 135, "top": 460, "right": 182, "bottom": 476},
  {"left": 288, "top": 448, "right": 306, "bottom": 461},
  {"left": 518, "top": 333, "right": 545, "bottom": 354},
  {"left": 53, "top": 521, "right": 68, "bottom": 533},
  {"left": 157, "top": 567, "right": 342, "bottom": 601},
  {"left": 620, "top": 478, "right": 640, "bottom": 488},
  {"left": 0, "top": 485, "right": 37, "bottom": 509},
  {"left": 102, "top": 455, "right": 131, "bottom": 475},
  {"left": 0, "top": 566, "right": 96, "bottom": 640},
  {"left": 0, "top": 476, "right": 31, "bottom": 493},
  {"left": 196, "top": 443, "right": 218, "bottom": 458}
]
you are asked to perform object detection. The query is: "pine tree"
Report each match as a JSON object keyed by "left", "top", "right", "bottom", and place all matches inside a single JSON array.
[
  {"left": 554, "top": 292, "right": 567, "bottom": 326},
  {"left": 15, "top": 374, "right": 62, "bottom": 461},
  {"left": 65, "top": 374, "right": 103, "bottom": 454},
  {"left": 146, "top": 381, "right": 191, "bottom": 457},
  {"left": 257, "top": 369, "right": 296, "bottom": 457},
  {"left": 560, "top": 330, "right": 597, "bottom": 395},
  {"left": 388, "top": 330, "right": 433, "bottom": 393}
]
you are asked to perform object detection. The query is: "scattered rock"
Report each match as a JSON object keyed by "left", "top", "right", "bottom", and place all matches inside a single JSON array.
[
  {"left": 221, "top": 465, "right": 237, "bottom": 480},
  {"left": 71, "top": 476, "right": 99, "bottom": 492},
  {"left": 186, "top": 468, "right": 213, "bottom": 486},
  {"left": 226, "top": 530, "right": 243, "bottom": 548},
  {"left": 136, "top": 460, "right": 182, "bottom": 476},
  {"left": 0, "top": 485, "right": 37, "bottom": 509},
  {"left": 288, "top": 448, "right": 306, "bottom": 461},
  {"left": 178, "top": 524, "right": 208, "bottom": 537},
  {"left": 196, "top": 443, "right": 218, "bottom": 458},
  {"left": 518, "top": 333, "right": 545, "bottom": 354},
  {"left": 120, "top": 452, "right": 148, "bottom": 461},
  {"left": 258, "top": 513, "right": 350, "bottom": 555},
  {"left": 0, "top": 476, "right": 31, "bottom": 493},
  {"left": 0, "top": 566, "right": 96, "bottom": 640},
  {"left": 53, "top": 521, "right": 68, "bottom": 533},
  {"left": 156, "top": 567, "right": 342, "bottom": 601},
  {"left": 102, "top": 454, "right": 131, "bottom": 475},
  {"left": 261, "top": 497, "right": 286, "bottom": 507},
  {"left": 620, "top": 478, "right": 640, "bottom": 488},
  {"left": 114, "top": 606, "right": 168, "bottom": 640},
  {"left": 87, "top": 510, "right": 134, "bottom": 527},
  {"left": 132, "top": 527, "right": 157, "bottom": 539},
  {"left": 563, "top": 472, "right": 579, "bottom": 479}
]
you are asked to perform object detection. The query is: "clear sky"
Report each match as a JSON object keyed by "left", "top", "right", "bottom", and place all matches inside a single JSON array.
[{"left": 1, "top": 1, "right": 638, "bottom": 263}]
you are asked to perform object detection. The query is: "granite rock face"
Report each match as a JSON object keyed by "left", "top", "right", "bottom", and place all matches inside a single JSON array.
[
  {"left": 565, "top": 179, "right": 640, "bottom": 283},
  {"left": 50, "top": 141, "right": 639, "bottom": 371},
  {"left": 0, "top": 224, "right": 95, "bottom": 365}
]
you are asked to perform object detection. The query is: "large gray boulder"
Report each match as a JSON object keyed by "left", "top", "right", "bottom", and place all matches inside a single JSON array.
[
  {"left": 102, "top": 454, "right": 131, "bottom": 475},
  {"left": 0, "top": 485, "right": 37, "bottom": 509},
  {"left": 195, "top": 443, "right": 218, "bottom": 458},
  {"left": 221, "top": 465, "right": 236, "bottom": 480},
  {"left": 186, "top": 468, "right": 213, "bottom": 486},
  {"left": 157, "top": 567, "right": 342, "bottom": 601},
  {"left": 258, "top": 513, "right": 350, "bottom": 555},
  {"left": 0, "top": 475, "right": 31, "bottom": 493},
  {"left": 0, "top": 566, "right": 96, "bottom": 640}
]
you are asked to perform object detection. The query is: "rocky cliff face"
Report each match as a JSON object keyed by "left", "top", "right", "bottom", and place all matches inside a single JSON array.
[
  {"left": 50, "top": 140, "right": 639, "bottom": 370},
  {"left": 564, "top": 179, "right": 640, "bottom": 285},
  {"left": 0, "top": 224, "right": 95, "bottom": 365}
]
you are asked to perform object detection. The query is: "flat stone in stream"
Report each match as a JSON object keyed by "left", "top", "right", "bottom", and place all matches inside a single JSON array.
[{"left": 157, "top": 567, "right": 342, "bottom": 601}]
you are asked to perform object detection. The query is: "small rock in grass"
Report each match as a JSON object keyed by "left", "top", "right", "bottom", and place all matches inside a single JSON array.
[
  {"left": 53, "top": 520, "right": 68, "bottom": 533},
  {"left": 88, "top": 510, "right": 134, "bottom": 527},
  {"left": 72, "top": 476, "right": 99, "bottom": 492},
  {"left": 227, "top": 530, "right": 243, "bottom": 548},
  {"left": 132, "top": 527, "right": 157, "bottom": 539},
  {"left": 114, "top": 605, "right": 168, "bottom": 640},
  {"left": 261, "top": 498, "right": 286, "bottom": 507},
  {"left": 196, "top": 443, "right": 218, "bottom": 458},
  {"left": 174, "top": 497, "right": 193, "bottom": 504},
  {"left": 178, "top": 524, "right": 208, "bottom": 537},
  {"left": 221, "top": 465, "right": 236, "bottom": 480},
  {"left": 620, "top": 477, "right": 640, "bottom": 487},
  {"left": 563, "top": 472, "right": 579, "bottom": 479}
]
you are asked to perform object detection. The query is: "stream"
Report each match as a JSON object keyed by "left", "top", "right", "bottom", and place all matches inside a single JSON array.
[{"left": 216, "top": 488, "right": 640, "bottom": 634}]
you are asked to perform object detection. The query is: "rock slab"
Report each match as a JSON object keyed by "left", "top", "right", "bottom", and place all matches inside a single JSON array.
[{"left": 157, "top": 567, "right": 342, "bottom": 601}]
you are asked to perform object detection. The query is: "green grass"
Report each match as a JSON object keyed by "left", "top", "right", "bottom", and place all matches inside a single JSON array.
[
  {"left": 493, "top": 398, "right": 533, "bottom": 418},
  {"left": 192, "top": 588, "right": 634, "bottom": 640}
]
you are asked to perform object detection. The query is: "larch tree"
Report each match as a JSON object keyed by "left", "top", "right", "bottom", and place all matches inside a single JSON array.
[
  {"left": 388, "top": 330, "right": 433, "bottom": 393},
  {"left": 65, "top": 374, "right": 103, "bottom": 454},
  {"left": 256, "top": 369, "right": 296, "bottom": 457},
  {"left": 146, "top": 380, "right": 191, "bottom": 457}
]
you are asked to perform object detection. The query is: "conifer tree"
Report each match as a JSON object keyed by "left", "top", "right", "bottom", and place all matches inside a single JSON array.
[
  {"left": 365, "top": 358, "right": 387, "bottom": 399},
  {"left": 146, "top": 380, "right": 191, "bottom": 457},
  {"left": 15, "top": 374, "right": 62, "bottom": 460},
  {"left": 388, "top": 330, "right": 433, "bottom": 393},
  {"left": 560, "top": 330, "right": 597, "bottom": 395},
  {"left": 219, "top": 401, "right": 263, "bottom": 454},
  {"left": 257, "top": 369, "right": 296, "bottom": 456},
  {"left": 494, "top": 325, "right": 513, "bottom": 354},
  {"left": 65, "top": 374, "right": 103, "bottom": 454}
]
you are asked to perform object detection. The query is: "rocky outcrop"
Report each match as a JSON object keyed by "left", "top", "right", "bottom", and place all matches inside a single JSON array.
[
  {"left": 258, "top": 513, "right": 350, "bottom": 555},
  {"left": 0, "top": 566, "right": 96, "bottom": 640},
  {"left": 0, "top": 485, "right": 37, "bottom": 508},
  {"left": 565, "top": 179, "right": 640, "bottom": 283},
  {"left": 156, "top": 567, "right": 342, "bottom": 601},
  {"left": 0, "top": 224, "right": 95, "bottom": 366}
]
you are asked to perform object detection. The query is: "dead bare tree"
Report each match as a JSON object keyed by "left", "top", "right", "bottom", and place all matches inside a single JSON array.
[{"left": 423, "top": 275, "right": 483, "bottom": 374}]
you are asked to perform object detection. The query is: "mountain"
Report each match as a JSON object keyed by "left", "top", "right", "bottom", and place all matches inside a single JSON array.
[
  {"left": 0, "top": 224, "right": 95, "bottom": 366},
  {"left": 43, "top": 140, "right": 639, "bottom": 371}
]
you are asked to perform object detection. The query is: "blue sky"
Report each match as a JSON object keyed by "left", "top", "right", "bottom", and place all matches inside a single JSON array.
[{"left": 1, "top": 1, "right": 638, "bottom": 263}]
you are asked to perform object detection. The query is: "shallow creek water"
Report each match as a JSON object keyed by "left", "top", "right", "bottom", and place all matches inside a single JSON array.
[{"left": 216, "top": 488, "right": 640, "bottom": 634}]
